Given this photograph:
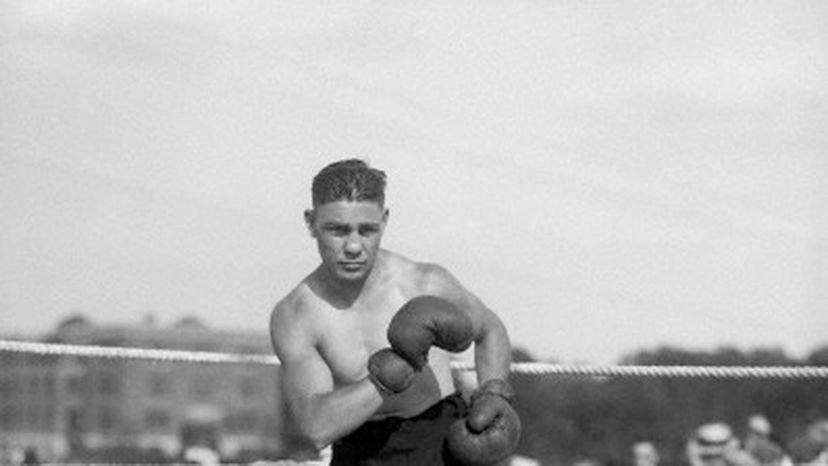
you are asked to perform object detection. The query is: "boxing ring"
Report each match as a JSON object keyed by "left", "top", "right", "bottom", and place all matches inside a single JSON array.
[
  {"left": 2, "top": 338, "right": 827, "bottom": 465},
  {"left": 3, "top": 339, "right": 828, "bottom": 379}
]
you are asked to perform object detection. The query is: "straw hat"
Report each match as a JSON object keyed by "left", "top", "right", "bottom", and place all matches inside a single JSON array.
[{"left": 694, "top": 422, "right": 736, "bottom": 457}]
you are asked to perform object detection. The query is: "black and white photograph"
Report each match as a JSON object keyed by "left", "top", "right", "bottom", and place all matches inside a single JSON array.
[{"left": 2, "top": 1, "right": 827, "bottom": 465}]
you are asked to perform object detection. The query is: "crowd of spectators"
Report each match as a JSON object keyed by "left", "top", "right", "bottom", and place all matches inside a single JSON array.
[{"left": 634, "top": 415, "right": 828, "bottom": 466}]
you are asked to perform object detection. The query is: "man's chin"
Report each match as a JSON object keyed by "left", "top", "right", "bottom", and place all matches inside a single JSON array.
[{"left": 335, "top": 268, "right": 368, "bottom": 282}]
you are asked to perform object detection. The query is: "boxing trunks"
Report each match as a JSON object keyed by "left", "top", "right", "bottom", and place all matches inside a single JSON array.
[{"left": 331, "top": 392, "right": 468, "bottom": 466}]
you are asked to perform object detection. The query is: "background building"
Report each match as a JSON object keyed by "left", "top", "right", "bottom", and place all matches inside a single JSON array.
[{"left": 0, "top": 315, "right": 290, "bottom": 463}]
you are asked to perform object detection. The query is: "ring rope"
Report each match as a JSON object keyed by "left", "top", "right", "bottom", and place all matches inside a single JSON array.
[
  {"left": 0, "top": 339, "right": 279, "bottom": 365},
  {"left": 2, "top": 339, "right": 827, "bottom": 379}
]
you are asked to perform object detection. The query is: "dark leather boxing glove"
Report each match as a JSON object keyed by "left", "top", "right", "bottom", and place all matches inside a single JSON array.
[
  {"left": 447, "top": 379, "right": 522, "bottom": 465},
  {"left": 387, "top": 295, "right": 475, "bottom": 369},
  {"left": 367, "top": 348, "right": 415, "bottom": 394}
]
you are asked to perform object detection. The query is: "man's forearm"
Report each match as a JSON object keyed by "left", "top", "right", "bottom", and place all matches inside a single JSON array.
[
  {"left": 294, "top": 380, "right": 383, "bottom": 449},
  {"left": 474, "top": 320, "right": 512, "bottom": 383}
]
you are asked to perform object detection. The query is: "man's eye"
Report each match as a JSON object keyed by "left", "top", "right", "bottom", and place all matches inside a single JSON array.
[
  {"left": 325, "top": 226, "right": 349, "bottom": 235},
  {"left": 359, "top": 227, "right": 379, "bottom": 235}
]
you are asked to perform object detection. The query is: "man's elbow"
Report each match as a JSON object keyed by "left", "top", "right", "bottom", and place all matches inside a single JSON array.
[
  {"left": 296, "top": 418, "right": 337, "bottom": 451},
  {"left": 308, "top": 431, "right": 336, "bottom": 452},
  {"left": 477, "top": 313, "right": 509, "bottom": 345}
]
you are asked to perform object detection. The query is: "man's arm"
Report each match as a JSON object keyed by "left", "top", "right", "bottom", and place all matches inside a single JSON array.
[
  {"left": 269, "top": 305, "right": 383, "bottom": 450},
  {"left": 419, "top": 265, "right": 522, "bottom": 465},
  {"left": 419, "top": 264, "right": 512, "bottom": 383}
]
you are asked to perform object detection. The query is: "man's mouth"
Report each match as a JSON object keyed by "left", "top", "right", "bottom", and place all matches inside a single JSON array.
[{"left": 340, "top": 262, "right": 364, "bottom": 270}]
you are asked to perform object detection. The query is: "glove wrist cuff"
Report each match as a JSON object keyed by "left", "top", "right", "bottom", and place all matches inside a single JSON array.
[
  {"left": 367, "top": 348, "right": 415, "bottom": 395},
  {"left": 367, "top": 373, "right": 394, "bottom": 396},
  {"left": 473, "top": 378, "right": 515, "bottom": 405}
]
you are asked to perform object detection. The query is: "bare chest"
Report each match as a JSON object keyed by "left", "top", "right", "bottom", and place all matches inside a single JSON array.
[{"left": 316, "top": 293, "right": 408, "bottom": 385}]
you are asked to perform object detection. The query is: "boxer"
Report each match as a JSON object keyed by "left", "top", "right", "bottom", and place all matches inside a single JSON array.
[{"left": 270, "top": 159, "right": 520, "bottom": 465}]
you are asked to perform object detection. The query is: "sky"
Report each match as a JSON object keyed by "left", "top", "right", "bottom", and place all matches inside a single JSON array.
[{"left": 1, "top": 0, "right": 827, "bottom": 364}]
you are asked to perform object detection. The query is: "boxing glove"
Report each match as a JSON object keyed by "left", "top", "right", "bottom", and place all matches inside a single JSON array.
[
  {"left": 367, "top": 348, "right": 415, "bottom": 394},
  {"left": 447, "top": 379, "right": 522, "bottom": 466},
  {"left": 387, "top": 295, "right": 475, "bottom": 369}
]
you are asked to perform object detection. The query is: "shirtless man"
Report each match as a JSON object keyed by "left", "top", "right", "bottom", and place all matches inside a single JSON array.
[{"left": 270, "top": 159, "right": 520, "bottom": 465}]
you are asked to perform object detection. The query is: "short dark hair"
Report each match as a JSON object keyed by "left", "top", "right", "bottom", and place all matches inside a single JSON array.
[{"left": 311, "top": 159, "right": 387, "bottom": 207}]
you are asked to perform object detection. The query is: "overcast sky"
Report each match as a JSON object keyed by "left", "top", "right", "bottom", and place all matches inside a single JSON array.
[{"left": 2, "top": 0, "right": 827, "bottom": 364}]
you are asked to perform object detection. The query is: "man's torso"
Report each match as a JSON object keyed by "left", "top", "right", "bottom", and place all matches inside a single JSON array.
[{"left": 280, "top": 250, "right": 457, "bottom": 419}]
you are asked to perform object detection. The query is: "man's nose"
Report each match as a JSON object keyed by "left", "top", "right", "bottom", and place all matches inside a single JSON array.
[{"left": 344, "top": 234, "right": 362, "bottom": 256}]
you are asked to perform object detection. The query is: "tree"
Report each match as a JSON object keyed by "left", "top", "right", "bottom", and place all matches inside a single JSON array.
[{"left": 511, "top": 345, "right": 828, "bottom": 466}]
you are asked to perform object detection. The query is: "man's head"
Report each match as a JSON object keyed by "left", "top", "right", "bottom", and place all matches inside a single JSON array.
[
  {"left": 788, "top": 434, "right": 828, "bottom": 466},
  {"left": 688, "top": 423, "right": 744, "bottom": 466},
  {"left": 310, "top": 158, "right": 387, "bottom": 208},
  {"left": 748, "top": 414, "right": 772, "bottom": 436},
  {"left": 633, "top": 441, "right": 660, "bottom": 466},
  {"left": 305, "top": 159, "right": 389, "bottom": 285}
]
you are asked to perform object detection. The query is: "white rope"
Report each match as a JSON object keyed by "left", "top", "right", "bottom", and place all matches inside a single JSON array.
[
  {"left": 0, "top": 339, "right": 279, "bottom": 365},
  {"left": 2, "top": 339, "right": 827, "bottom": 379},
  {"left": 504, "top": 362, "right": 828, "bottom": 379}
]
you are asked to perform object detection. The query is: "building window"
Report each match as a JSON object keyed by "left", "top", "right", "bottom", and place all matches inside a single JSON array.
[
  {"left": 98, "top": 372, "right": 120, "bottom": 396},
  {"left": 4, "top": 379, "right": 19, "bottom": 397},
  {"left": 26, "top": 405, "right": 39, "bottom": 429},
  {"left": 43, "top": 376, "right": 55, "bottom": 397},
  {"left": 29, "top": 376, "right": 40, "bottom": 394},
  {"left": 145, "top": 410, "right": 170, "bottom": 431},
  {"left": 148, "top": 373, "right": 170, "bottom": 397},
  {"left": 43, "top": 407, "right": 55, "bottom": 429},
  {"left": 240, "top": 377, "right": 259, "bottom": 398},
  {"left": 67, "top": 376, "right": 85, "bottom": 396},
  {"left": 98, "top": 408, "right": 115, "bottom": 432},
  {"left": 67, "top": 408, "right": 84, "bottom": 431},
  {"left": 232, "top": 410, "right": 260, "bottom": 432},
  {"left": 2, "top": 352, "right": 20, "bottom": 366},
  {"left": 190, "top": 374, "right": 215, "bottom": 400},
  {"left": 1, "top": 406, "right": 19, "bottom": 429}
]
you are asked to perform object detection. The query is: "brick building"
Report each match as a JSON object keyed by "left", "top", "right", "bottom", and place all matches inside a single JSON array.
[{"left": 0, "top": 315, "right": 291, "bottom": 463}]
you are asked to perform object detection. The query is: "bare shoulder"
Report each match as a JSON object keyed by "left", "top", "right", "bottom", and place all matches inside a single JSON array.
[
  {"left": 269, "top": 282, "right": 318, "bottom": 355},
  {"left": 404, "top": 256, "right": 491, "bottom": 315},
  {"left": 378, "top": 250, "right": 453, "bottom": 292},
  {"left": 407, "top": 258, "right": 505, "bottom": 339},
  {"left": 378, "top": 249, "right": 417, "bottom": 270},
  {"left": 270, "top": 286, "right": 305, "bottom": 328},
  {"left": 411, "top": 260, "right": 462, "bottom": 295}
]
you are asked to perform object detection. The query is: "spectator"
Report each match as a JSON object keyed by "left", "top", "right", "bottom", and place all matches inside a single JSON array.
[
  {"left": 743, "top": 414, "right": 788, "bottom": 466},
  {"left": 21, "top": 447, "right": 39, "bottom": 465},
  {"left": 183, "top": 445, "right": 220, "bottom": 465},
  {"left": 787, "top": 434, "right": 827, "bottom": 466},
  {"left": 805, "top": 420, "right": 828, "bottom": 451},
  {"left": 632, "top": 441, "right": 660, "bottom": 466},
  {"left": 687, "top": 422, "right": 760, "bottom": 466}
]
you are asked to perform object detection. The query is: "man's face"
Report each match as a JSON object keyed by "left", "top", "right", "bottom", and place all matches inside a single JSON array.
[
  {"left": 305, "top": 200, "right": 388, "bottom": 284},
  {"left": 633, "top": 442, "right": 659, "bottom": 466}
]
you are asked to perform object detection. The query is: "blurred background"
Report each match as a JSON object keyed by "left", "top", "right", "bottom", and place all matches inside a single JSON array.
[{"left": 2, "top": 0, "right": 827, "bottom": 464}]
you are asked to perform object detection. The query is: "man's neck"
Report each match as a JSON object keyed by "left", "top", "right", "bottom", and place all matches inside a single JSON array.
[
  {"left": 312, "top": 250, "right": 389, "bottom": 309},
  {"left": 313, "top": 266, "right": 369, "bottom": 309}
]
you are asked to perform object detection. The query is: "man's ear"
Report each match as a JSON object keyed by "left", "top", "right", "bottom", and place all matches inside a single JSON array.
[
  {"left": 303, "top": 209, "right": 316, "bottom": 237},
  {"left": 381, "top": 207, "right": 390, "bottom": 231}
]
